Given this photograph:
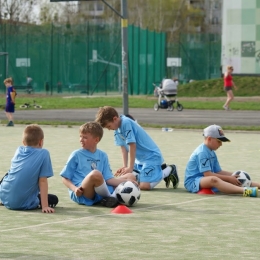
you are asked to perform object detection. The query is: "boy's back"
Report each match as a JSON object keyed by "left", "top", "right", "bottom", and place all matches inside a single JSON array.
[
  {"left": 0, "top": 146, "right": 53, "bottom": 210},
  {"left": 115, "top": 116, "right": 163, "bottom": 165}
]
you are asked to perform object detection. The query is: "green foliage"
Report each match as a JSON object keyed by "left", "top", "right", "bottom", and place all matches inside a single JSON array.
[{"left": 177, "top": 76, "right": 260, "bottom": 97}]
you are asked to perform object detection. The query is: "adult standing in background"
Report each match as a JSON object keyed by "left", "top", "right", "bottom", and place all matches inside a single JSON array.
[
  {"left": 223, "top": 65, "right": 238, "bottom": 110},
  {"left": 26, "top": 76, "right": 33, "bottom": 94}
]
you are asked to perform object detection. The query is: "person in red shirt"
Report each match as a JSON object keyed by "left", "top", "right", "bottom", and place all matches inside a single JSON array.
[{"left": 223, "top": 65, "right": 238, "bottom": 110}]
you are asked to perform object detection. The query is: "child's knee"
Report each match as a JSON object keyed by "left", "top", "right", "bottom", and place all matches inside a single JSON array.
[
  {"left": 210, "top": 176, "right": 220, "bottom": 186},
  {"left": 139, "top": 182, "right": 151, "bottom": 190}
]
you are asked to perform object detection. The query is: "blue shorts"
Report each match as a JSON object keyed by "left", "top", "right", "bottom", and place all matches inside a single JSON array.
[
  {"left": 5, "top": 103, "right": 15, "bottom": 113},
  {"left": 69, "top": 185, "right": 114, "bottom": 206},
  {"left": 184, "top": 177, "right": 202, "bottom": 193},
  {"left": 134, "top": 163, "right": 163, "bottom": 183}
]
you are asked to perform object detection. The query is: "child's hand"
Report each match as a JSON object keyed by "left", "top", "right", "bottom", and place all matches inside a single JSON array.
[
  {"left": 75, "top": 186, "right": 84, "bottom": 197},
  {"left": 115, "top": 167, "right": 133, "bottom": 176},
  {"left": 230, "top": 175, "right": 242, "bottom": 186},
  {"left": 127, "top": 179, "right": 139, "bottom": 187},
  {"left": 115, "top": 167, "right": 127, "bottom": 176},
  {"left": 42, "top": 206, "right": 55, "bottom": 213}
]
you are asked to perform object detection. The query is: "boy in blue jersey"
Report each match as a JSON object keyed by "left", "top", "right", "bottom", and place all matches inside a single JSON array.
[
  {"left": 4, "top": 77, "right": 16, "bottom": 127},
  {"left": 60, "top": 122, "right": 137, "bottom": 207},
  {"left": 95, "top": 106, "right": 179, "bottom": 191},
  {"left": 184, "top": 124, "right": 259, "bottom": 197},
  {"left": 0, "top": 124, "right": 58, "bottom": 212}
]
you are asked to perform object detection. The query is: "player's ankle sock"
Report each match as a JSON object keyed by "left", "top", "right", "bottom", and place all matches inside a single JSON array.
[
  {"left": 162, "top": 166, "right": 172, "bottom": 178},
  {"left": 94, "top": 181, "right": 111, "bottom": 197},
  {"left": 110, "top": 190, "right": 117, "bottom": 198}
]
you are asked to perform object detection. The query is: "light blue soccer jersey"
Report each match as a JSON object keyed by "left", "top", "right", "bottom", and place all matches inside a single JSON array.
[
  {"left": 60, "top": 148, "right": 114, "bottom": 205},
  {"left": 0, "top": 146, "right": 53, "bottom": 210},
  {"left": 114, "top": 115, "right": 164, "bottom": 183},
  {"left": 114, "top": 115, "right": 164, "bottom": 166},
  {"left": 184, "top": 143, "right": 221, "bottom": 193}
]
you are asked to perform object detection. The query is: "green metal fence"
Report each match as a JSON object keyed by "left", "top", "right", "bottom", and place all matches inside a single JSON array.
[
  {"left": 0, "top": 21, "right": 221, "bottom": 95},
  {"left": 0, "top": 22, "right": 166, "bottom": 95},
  {"left": 167, "top": 34, "right": 222, "bottom": 83}
]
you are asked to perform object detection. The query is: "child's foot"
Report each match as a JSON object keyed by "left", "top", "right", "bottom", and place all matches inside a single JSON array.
[
  {"left": 100, "top": 197, "right": 119, "bottom": 208},
  {"left": 164, "top": 164, "right": 179, "bottom": 189},
  {"left": 243, "top": 187, "right": 258, "bottom": 197},
  {"left": 6, "top": 121, "right": 14, "bottom": 127}
]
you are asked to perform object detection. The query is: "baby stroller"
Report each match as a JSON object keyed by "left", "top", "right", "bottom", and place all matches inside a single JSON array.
[{"left": 153, "top": 79, "right": 183, "bottom": 111}]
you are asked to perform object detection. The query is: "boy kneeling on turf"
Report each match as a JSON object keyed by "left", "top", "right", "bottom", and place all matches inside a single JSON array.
[
  {"left": 95, "top": 106, "right": 179, "bottom": 191},
  {"left": 0, "top": 124, "right": 58, "bottom": 213},
  {"left": 184, "top": 124, "right": 260, "bottom": 197},
  {"left": 60, "top": 122, "right": 137, "bottom": 207}
]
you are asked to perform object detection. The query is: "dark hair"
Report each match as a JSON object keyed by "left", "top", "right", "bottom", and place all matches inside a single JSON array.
[{"left": 125, "top": 114, "right": 135, "bottom": 121}]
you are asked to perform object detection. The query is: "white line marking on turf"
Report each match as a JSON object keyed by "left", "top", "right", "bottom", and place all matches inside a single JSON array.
[{"left": 0, "top": 196, "right": 217, "bottom": 233}]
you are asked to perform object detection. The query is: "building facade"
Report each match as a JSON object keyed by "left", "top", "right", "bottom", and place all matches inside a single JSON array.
[{"left": 221, "top": 0, "right": 260, "bottom": 75}]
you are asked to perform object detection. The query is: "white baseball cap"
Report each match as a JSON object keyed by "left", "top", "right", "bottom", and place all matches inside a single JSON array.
[{"left": 203, "top": 125, "right": 230, "bottom": 142}]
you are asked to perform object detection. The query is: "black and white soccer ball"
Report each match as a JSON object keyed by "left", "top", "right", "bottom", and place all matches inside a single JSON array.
[
  {"left": 232, "top": 170, "right": 252, "bottom": 187},
  {"left": 115, "top": 181, "right": 141, "bottom": 207}
]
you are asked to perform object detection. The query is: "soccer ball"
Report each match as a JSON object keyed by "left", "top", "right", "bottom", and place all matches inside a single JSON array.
[
  {"left": 115, "top": 181, "right": 141, "bottom": 207},
  {"left": 232, "top": 170, "right": 252, "bottom": 187}
]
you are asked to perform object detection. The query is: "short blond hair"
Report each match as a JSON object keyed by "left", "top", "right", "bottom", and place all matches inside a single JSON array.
[
  {"left": 79, "top": 122, "right": 103, "bottom": 140},
  {"left": 23, "top": 124, "right": 44, "bottom": 146},
  {"left": 4, "top": 77, "right": 13, "bottom": 85},
  {"left": 227, "top": 65, "right": 233, "bottom": 70}
]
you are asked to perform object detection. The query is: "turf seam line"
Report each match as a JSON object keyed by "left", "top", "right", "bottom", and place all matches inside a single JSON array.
[{"left": 0, "top": 196, "right": 217, "bottom": 233}]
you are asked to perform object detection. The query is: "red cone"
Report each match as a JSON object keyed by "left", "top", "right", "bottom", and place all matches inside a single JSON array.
[
  {"left": 111, "top": 205, "right": 133, "bottom": 214},
  {"left": 197, "top": 188, "right": 215, "bottom": 195}
]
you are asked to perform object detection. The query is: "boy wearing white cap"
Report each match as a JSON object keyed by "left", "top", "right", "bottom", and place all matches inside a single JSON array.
[{"left": 184, "top": 124, "right": 259, "bottom": 197}]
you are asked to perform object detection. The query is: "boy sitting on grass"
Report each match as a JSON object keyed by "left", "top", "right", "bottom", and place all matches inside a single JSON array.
[
  {"left": 184, "top": 124, "right": 259, "bottom": 197},
  {"left": 60, "top": 122, "right": 137, "bottom": 208},
  {"left": 0, "top": 124, "right": 58, "bottom": 213}
]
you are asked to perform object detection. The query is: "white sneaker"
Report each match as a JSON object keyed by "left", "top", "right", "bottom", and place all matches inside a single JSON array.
[{"left": 222, "top": 105, "right": 228, "bottom": 110}]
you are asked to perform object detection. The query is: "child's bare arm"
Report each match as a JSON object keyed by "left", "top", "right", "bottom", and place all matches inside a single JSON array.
[
  {"left": 62, "top": 177, "right": 83, "bottom": 197},
  {"left": 127, "top": 143, "right": 136, "bottom": 172},
  {"left": 120, "top": 146, "right": 128, "bottom": 167},
  {"left": 39, "top": 177, "right": 54, "bottom": 213}
]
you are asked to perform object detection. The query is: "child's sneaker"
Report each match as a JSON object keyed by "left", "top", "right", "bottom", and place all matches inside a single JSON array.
[
  {"left": 6, "top": 121, "right": 14, "bottom": 127},
  {"left": 164, "top": 164, "right": 179, "bottom": 189},
  {"left": 100, "top": 197, "right": 119, "bottom": 208},
  {"left": 169, "top": 165, "right": 179, "bottom": 189},
  {"left": 243, "top": 187, "right": 258, "bottom": 197}
]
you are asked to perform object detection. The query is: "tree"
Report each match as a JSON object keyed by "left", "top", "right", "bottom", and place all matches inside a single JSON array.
[{"left": 0, "top": 0, "right": 37, "bottom": 23}]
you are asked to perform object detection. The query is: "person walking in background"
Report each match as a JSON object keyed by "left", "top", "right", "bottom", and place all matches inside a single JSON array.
[
  {"left": 223, "top": 65, "right": 238, "bottom": 110},
  {"left": 26, "top": 76, "right": 33, "bottom": 94},
  {"left": 45, "top": 81, "right": 50, "bottom": 95},
  {"left": 4, "top": 77, "right": 16, "bottom": 127}
]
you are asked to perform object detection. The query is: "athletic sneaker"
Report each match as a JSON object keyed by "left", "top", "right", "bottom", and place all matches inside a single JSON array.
[
  {"left": 38, "top": 194, "right": 59, "bottom": 208},
  {"left": 6, "top": 121, "right": 14, "bottom": 127},
  {"left": 100, "top": 197, "right": 119, "bottom": 208},
  {"left": 169, "top": 165, "right": 179, "bottom": 189},
  {"left": 222, "top": 105, "right": 228, "bottom": 110},
  {"left": 243, "top": 187, "right": 258, "bottom": 197},
  {"left": 164, "top": 164, "right": 179, "bottom": 189}
]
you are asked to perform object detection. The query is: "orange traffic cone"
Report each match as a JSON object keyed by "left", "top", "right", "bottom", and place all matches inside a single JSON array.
[
  {"left": 111, "top": 205, "right": 133, "bottom": 214},
  {"left": 197, "top": 188, "right": 215, "bottom": 195}
]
